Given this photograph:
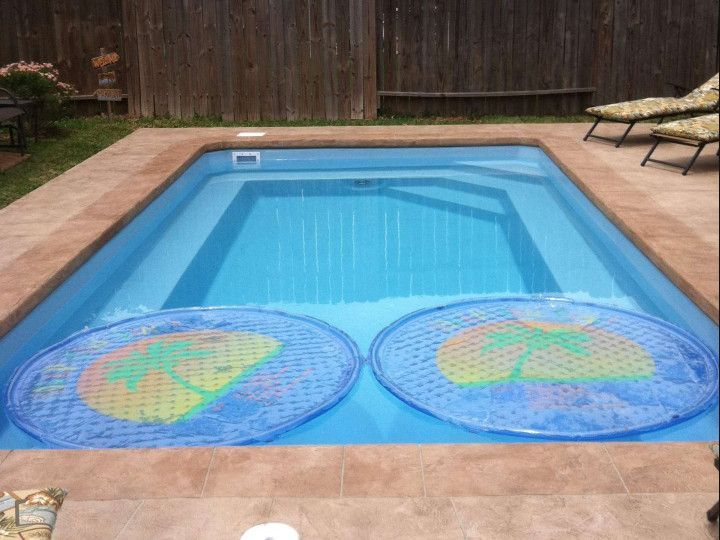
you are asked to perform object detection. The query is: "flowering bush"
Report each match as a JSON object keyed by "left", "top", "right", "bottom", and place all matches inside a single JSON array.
[
  {"left": 0, "top": 61, "right": 75, "bottom": 100},
  {"left": 0, "top": 61, "right": 76, "bottom": 131}
]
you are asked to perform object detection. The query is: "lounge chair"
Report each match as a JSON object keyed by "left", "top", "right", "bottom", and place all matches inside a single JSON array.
[
  {"left": 583, "top": 73, "right": 719, "bottom": 147},
  {"left": 640, "top": 113, "right": 719, "bottom": 175}
]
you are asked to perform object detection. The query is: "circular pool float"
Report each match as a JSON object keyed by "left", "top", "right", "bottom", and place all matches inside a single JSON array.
[
  {"left": 369, "top": 297, "right": 718, "bottom": 440},
  {"left": 6, "top": 307, "right": 361, "bottom": 448}
]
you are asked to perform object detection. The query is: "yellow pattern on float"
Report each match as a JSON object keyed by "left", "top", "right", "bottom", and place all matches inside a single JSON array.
[
  {"left": 436, "top": 321, "right": 655, "bottom": 386},
  {"left": 77, "top": 331, "right": 282, "bottom": 423}
]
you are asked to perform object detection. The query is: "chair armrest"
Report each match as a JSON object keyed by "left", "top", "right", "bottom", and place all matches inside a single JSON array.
[{"left": 0, "top": 87, "right": 20, "bottom": 105}]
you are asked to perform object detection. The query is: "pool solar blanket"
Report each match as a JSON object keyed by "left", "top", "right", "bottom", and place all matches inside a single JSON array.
[
  {"left": 6, "top": 307, "right": 361, "bottom": 448},
  {"left": 369, "top": 298, "right": 718, "bottom": 439}
]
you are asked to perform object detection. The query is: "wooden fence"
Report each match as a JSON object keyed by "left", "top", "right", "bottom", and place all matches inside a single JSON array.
[
  {"left": 122, "top": 0, "right": 376, "bottom": 119},
  {"left": 378, "top": 0, "right": 719, "bottom": 116},
  {"left": 0, "top": 0, "right": 126, "bottom": 97},
  {"left": 1, "top": 1, "right": 718, "bottom": 119}
]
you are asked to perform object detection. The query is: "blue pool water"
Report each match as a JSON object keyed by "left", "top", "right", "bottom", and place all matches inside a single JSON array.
[{"left": 1, "top": 146, "right": 717, "bottom": 448}]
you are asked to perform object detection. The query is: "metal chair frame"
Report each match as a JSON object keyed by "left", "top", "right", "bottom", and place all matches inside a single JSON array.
[
  {"left": 0, "top": 87, "right": 28, "bottom": 155},
  {"left": 641, "top": 128, "right": 719, "bottom": 175}
]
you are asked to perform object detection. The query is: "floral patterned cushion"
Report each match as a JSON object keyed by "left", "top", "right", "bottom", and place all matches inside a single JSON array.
[
  {"left": 652, "top": 114, "right": 720, "bottom": 143},
  {"left": 586, "top": 73, "right": 719, "bottom": 121},
  {"left": 686, "top": 73, "right": 720, "bottom": 97},
  {"left": 0, "top": 488, "right": 66, "bottom": 539}
]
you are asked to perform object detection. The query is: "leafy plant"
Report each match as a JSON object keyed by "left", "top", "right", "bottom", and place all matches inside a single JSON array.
[{"left": 0, "top": 61, "right": 76, "bottom": 129}]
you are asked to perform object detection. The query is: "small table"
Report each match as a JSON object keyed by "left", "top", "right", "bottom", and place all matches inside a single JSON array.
[{"left": 0, "top": 98, "right": 38, "bottom": 141}]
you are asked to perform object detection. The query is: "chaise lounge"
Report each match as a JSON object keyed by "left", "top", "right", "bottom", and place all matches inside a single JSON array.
[
  {"left": 640, "top": 113, "right": 719, "bottom": 175},
  {"left": 583, "top": 73, "right": 719, "bottom": 147}
]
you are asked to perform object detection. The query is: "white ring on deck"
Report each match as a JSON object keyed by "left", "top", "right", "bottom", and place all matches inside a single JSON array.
[{"left": 240, "top": 522, "right": 300, "bottom": 540}]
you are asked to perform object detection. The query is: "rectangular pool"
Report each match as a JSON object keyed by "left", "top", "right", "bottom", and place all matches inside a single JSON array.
[{"left": 1, "top": 146, "right": 717, "bottom": 448}]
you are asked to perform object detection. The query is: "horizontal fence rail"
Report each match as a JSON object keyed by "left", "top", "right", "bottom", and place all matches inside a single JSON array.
[{"left": 378, "top": 87, "right": 597, "bottom": 98}]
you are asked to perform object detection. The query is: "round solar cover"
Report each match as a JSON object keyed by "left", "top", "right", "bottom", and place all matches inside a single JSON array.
[
  {"left": 6, "top": 307, "right": 361, "bottom": 448},
  {"left": 370, "top": 298, "right": 718, "bottom": 439}
]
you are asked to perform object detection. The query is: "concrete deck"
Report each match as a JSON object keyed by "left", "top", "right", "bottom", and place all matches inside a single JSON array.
[
  {"left": 0, "top": 123, "right": 718, "bottom": 539},
  {"left": 0, "top": 443, "right": 717, "bottom": 539}
]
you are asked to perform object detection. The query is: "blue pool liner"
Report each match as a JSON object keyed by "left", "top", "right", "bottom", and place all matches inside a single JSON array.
[
  {"left": 6, "top": 307, "right": 361, "bottom": 448},
  {"left": 369, "top": 297, "right": 719, "bottom": 440}
]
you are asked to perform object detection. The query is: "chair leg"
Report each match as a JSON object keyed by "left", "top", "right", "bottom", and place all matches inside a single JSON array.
[
  {"left": 583, "top": 117, "right": 601, "bottom": 141},
  {"left": 615, "top": 121, "right": 636, "bottom": 147},
  {"left": 641, "top": 138, "right": 661, "bottom": 166},
  {"left": 707, "top": 500, "right": 719, "bottom": 521},
  {"left": 682, "top": 143, "right": 705, "bottom": 175}
]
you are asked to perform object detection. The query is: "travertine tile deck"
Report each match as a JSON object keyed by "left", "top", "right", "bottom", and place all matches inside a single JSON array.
[
  {"left": 0, "top": 443, "right": 716, "bottom": 539},
  {"left": 0, "top": 124, "right": 718, "bottom": 538}
]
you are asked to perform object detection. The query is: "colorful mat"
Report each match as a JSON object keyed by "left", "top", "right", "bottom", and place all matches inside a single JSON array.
[
  {"left": 6, "top": 307, "right": 361, "bottom": 448},
  {"left": 369, "top": 298, "right": 718, "bottom": 439}
]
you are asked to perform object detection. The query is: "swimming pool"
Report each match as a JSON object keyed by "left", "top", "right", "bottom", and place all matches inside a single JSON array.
[{"left": 1, "top": 146, "right": 717, "bottom": 448}]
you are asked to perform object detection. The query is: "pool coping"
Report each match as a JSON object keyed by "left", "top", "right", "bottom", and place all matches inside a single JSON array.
[{"left": 0, "top": 124, "right": 717, "bottom": 345}]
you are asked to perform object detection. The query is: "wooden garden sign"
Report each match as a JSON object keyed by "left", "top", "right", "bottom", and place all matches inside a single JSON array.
[
  {"left": 91, "top": 48, "right": 122, "bottom": 113},
  {"left": 91, "top": 51, "right": 120, "bottom": 69}
]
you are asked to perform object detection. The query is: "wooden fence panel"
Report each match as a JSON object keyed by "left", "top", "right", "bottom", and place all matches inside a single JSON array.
[
  {"left": 0, "top": 0, "right": 373, "bottom": 119},
  {"left": 378, "top": 0, "right": 719, "bottom": 116},
  {"left": 118, "top": 0, "right": 374, "bottom": 119},
  {"left": 0, "top": 0, "right": 125, "bottom": 96}
]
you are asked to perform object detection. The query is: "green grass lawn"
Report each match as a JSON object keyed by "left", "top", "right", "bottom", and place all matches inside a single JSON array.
[{"left": 0, "top": 114, "right": 588, "bottom": 209}]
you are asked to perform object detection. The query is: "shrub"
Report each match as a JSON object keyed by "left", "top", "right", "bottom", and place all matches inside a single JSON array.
[{"left": 0, "top": 61, "right": 76, "bottom": 131}]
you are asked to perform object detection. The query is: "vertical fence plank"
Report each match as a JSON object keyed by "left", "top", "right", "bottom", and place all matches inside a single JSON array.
[
  {"left": 242, "top": 0, "right": 261, "bottom": 121},
  {"left": 227, "top": 0, "right": 244, "bottom": 121},
  {"left": 309, "top": 1, "right": 325, "bottom": 118},
  {"left": 348, "top": 0, "right": 364, "bottom": 118},
  {"left": 335, "top": 0, "right": 352, "bottom": 118},
  {"left": 148, "top": 0, "right": 168, "bottom": 116},
  {"left": 202, "top": 0, "right": 220, "bottom": 117},
  {"left": 362, "top": 0, "right": 377, "bottom": 118},
  {"left": 254, "top": 0, "right": 272, "bottom": 119},
  {"left": 268, "top": 0, "right": 286, "bottom": 119},
  {"left": 321, "top": 0, "right": 339, "bottom": 119},
  {"left": 216, "top": 0, "right": 232, "bottom": 120},
  {"left": 282, "top": 0, "right": 299, "bottom": 119},
  {"left": 295, "top": 0, "right": 312, "bottom": 119},
  {"left": 121, "top": 0, "right": 140, "bottom": 115}
]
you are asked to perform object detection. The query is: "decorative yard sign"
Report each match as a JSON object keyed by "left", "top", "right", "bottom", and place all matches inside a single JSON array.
[
  {"left": 91, "top": 48, "right": 122, "bottom": 111},
  {"left": 97, "top": 70, "right": 117, "bottom": 88},
  {"left": 91, "top": 51, "right": 120, "bottom": 69}
]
